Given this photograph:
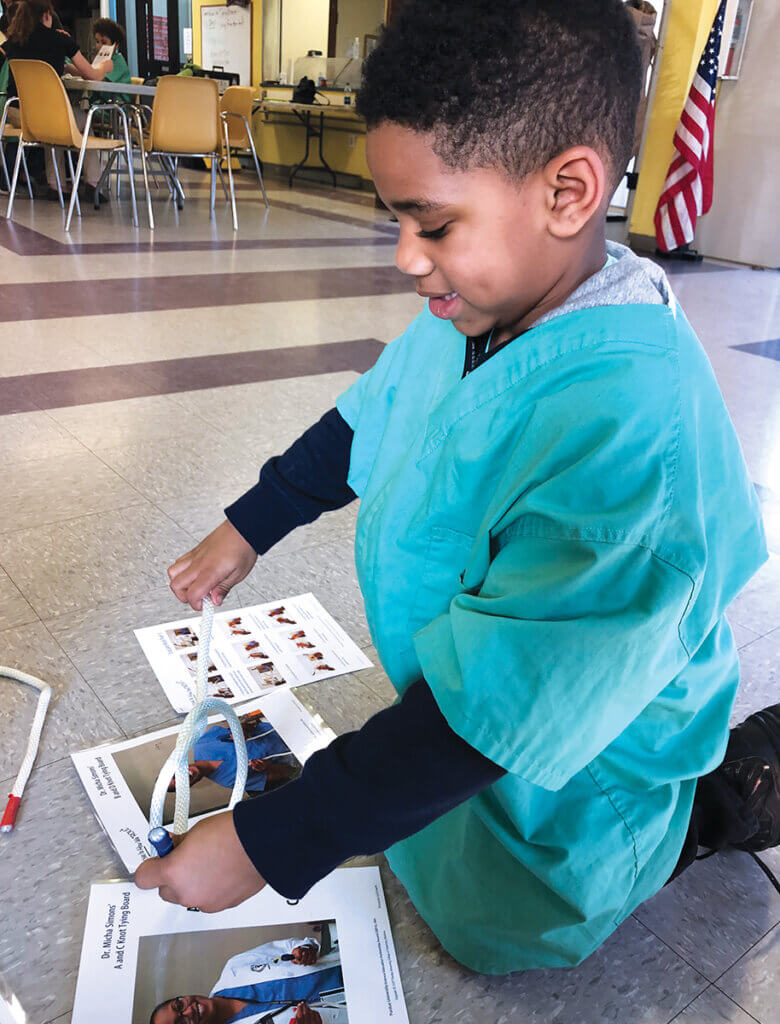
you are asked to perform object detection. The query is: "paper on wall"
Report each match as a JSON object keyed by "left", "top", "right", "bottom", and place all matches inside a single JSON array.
[
  {"left": 72, "top": 690, "right": 335, "bottom": 872},
  {"left": 72, "top": 867, "right": 409, "bottom": 1024},
  {"left": 135, "top": 593, "right": 372, "bottom": 714}
]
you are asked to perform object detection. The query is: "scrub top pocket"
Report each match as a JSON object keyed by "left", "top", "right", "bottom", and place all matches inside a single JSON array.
[{"left": 408, "top": 526, "right": 476, "bottom": 637}]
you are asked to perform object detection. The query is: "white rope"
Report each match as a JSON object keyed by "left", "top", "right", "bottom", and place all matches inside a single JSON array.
[
  {"left": 149, "top": 596, "right": 248, "bottom": 836},
  {"left": 0, "top": 665, "right": 52, "bottom": 833}
]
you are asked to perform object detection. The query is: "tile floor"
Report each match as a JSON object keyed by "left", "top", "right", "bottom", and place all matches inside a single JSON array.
[{"left": 0, "top": 170, "right": 778, "bottom": 1024}]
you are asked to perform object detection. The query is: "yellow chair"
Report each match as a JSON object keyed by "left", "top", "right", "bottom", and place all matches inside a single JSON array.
[
  {"left": 0, "top": 97, "right": 33, "bottom": 196},
  {"left": 220, "top": 85, "right": 269, "bottom": 208},
  {"left": 7, "top": 59, "right": 138, "bottom": 230},
  {"left": 139, "top": 75, "right": 237, "bottom": 231}
]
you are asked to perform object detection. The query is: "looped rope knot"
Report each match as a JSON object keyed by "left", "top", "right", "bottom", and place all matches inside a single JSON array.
[{"left": 149, "top": 596, "right": 248, "bottom": 836}]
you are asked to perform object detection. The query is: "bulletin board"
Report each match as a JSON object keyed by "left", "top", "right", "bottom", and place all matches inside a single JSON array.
[{"left": 200, "top": 1, "right": 252, "bottom": 85}]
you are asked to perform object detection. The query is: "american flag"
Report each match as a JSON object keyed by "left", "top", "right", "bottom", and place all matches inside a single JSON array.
[{"left": 654, "top": 0, "right": 727, "bottom": 251}]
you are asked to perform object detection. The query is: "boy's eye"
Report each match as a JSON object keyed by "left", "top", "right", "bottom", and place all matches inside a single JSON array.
[{"left": 415, "top": 224, "right": 446, "bottom": 239}]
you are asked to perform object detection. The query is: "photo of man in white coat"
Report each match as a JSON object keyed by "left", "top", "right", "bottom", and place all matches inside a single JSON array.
[{"left": 149, "top": 930, "right": 348, "bottom": 1024}]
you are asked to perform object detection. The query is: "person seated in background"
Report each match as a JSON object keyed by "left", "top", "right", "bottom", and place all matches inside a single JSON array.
[
  {"left": 71, "top": 16, "right": 131, "bottom": 103},
  {"left": 2, "top": 0, "right": 115, "bottom": 200}
]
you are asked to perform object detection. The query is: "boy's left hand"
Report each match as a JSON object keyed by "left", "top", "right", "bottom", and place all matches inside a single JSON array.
[{"left": 134, "top": 811, "right": 265, "bottom": 912}]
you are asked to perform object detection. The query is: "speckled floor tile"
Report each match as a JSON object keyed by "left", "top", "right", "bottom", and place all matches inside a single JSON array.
[
  {"left": 717, "top": 924, "right": 780, "bottom": 1023},
  {"left": 634, "top": 848, "right": 780, "bottom": 981},
  {"left": 727, "top": 554, "right": 780, "bottom": 637},
  {"left": 0, "top": 568, "right": 37, "bottom": 631},
  {"left": 0, "top": 327, "right": 106, "bottom": 375},
  {"left": 0, "top": 759, "right": 124, "bottom": 1024},
  {"left": 160, "top": 493, "right": 358, "bottom": 559},
  {"left": 295, "top": 671, "right": 391, "bottom": 735},
  {"left": 0, "top": 450, "right": 144, "bottom": 536},
  {"left": 95, "top": 434, "right": 262, "bottom": 506},
  {"left": 0, "top": 504, "right": 192, "bottom": 618},
  {"left": 0, "top": 410, "right": 85, "bottom": 468},
  {"left": 44, "top": 1014, "right": 71, "bottom": 1024},
  {"left": 47, "top": 394, "right": 215, "bottom": 450},
  {"left": 728, "top": 619, "right": 762, "bottom": 650},
  {"left": 169, "top": 372, "right": 359, "bottom": 456},
  {"left": 730, "top": 629, "right": 780, "bottom": 727},
  {"left": 671, "top": 985, "right": 758, "bottom": 1023},
  {"left": 0, "top": 620, "right": 122, "bottom": 778},
  {"left": 377, "top": 862, "right": 708, "bottom": 1024},
  {"left": 355, "top": 645, "right": 398, "bottom": 705},
  {"left": 44, "top": 580, "right": 261, "bottom": 735},
  {"left": 255, "top": 533, "right": 371, "bottom": 647}
]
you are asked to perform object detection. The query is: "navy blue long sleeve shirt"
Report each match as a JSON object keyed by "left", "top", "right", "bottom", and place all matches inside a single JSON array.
[{"left": 225, "top": 408, "right": 504, "bottom": 897}]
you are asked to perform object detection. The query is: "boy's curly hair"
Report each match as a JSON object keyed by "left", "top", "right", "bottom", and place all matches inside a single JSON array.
[{"left": 357, "top": 0, "right": 643, "bottom": 191}]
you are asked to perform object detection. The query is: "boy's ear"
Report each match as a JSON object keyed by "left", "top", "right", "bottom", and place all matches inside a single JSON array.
[{"left": 542, "top": 146, "right": 608, "bottom": 238}]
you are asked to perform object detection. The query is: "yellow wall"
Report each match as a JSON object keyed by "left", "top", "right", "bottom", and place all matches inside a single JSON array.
[
  {"left": 191, "top": 0, "right": 264, "bottom": 88},
  {"left": 281, "top": 0, "right": 330, "bottom": 77},
  {"left": 630, "top": 0, "right": 721, "bottom": 237}
]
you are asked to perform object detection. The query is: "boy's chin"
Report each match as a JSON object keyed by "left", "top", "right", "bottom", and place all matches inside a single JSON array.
[{"left": 450, "top": 315, "right": 494, "bottom": 339}]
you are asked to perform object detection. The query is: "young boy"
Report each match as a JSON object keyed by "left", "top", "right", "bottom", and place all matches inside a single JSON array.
[{"left": 136, "top": 0, "right": 778, "bottom": 974}]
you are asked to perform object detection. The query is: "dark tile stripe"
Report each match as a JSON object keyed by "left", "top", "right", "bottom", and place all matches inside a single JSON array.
[
  {"left": 0, "top": 219, "right": 72, "bottom": 255},
  {"left": 0, "top": 338, "right": 385, "bottom": 414},
  {"left": 732, "top": 339, "right": 780, "bottom": 362},
  {"left": 287, "top": 183, "right": 378, "bottom": 208},
  {"left": 257, "top": 198, "right": 398, "bottom": 234},
  {"left": 0, "top": 216, "right": 396, "bottom": 256},
  {"left": 0, "top": 265, "right": 411, "bottom": 322}
]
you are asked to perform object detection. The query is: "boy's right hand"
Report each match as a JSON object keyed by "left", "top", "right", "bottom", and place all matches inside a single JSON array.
[{"left": 168, "top": 519, "right": 258, "bottom": 610}]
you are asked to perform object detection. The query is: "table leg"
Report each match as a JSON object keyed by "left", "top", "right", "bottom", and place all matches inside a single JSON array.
[{"left": 316, "top": 112, "right": 338, "bottom": 188}]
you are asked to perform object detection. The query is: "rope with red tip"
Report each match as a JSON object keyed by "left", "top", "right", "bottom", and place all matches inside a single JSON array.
[{"left": 0, "top": 666, "right": 51, "bottom": 833}]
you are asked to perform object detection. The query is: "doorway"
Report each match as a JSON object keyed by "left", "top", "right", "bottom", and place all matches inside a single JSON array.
[{"left": 134, "top": 0, "right": 180, "bottom": 78}]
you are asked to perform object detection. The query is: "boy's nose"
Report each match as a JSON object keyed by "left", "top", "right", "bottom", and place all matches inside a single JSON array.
[{"left": 394, "top": 228, "right": 435, "bottom": 278}]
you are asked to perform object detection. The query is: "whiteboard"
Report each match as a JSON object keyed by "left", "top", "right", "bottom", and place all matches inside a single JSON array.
[{"left": 200, "top": 2, "right": 252, "bottom": 86}]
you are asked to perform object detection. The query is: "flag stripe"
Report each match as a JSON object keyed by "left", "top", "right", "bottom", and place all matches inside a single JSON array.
[{"left": 654, "top": 0, "right": 726, "bottom": 251}]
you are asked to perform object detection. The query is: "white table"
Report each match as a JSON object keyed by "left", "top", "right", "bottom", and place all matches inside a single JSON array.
[{"left": 62, "top": 76, "right": 157, "bottom": 97}]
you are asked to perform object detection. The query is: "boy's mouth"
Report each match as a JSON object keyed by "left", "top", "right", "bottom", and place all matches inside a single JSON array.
[{"left": 420, "top": 290, "right": 461, "bottom": 320}]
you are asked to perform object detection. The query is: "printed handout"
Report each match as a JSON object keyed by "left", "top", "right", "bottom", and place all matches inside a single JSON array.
[
  {"left": 72, "top": 867, "right": 408, "bottom": 1024},
  {"left": 135, "top": 594, "right": 372, "bottom": 713},
  {"left": 72, "top": 691, "right": 335, "bottom": 871}
]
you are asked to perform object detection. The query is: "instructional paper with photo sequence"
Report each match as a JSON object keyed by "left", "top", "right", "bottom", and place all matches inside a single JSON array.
[
  {"left": 72, "top": 867, "right": 409, "bottom": 1024},
  {"left": 135, "top": 593, "right": 372, "bottom": 714},
  {"left": 71, "top": 690, "right": 335, "bottom": 872}
]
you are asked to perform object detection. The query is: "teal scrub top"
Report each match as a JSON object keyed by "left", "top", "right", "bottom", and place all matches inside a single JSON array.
[
  {"left": 337, "top": 299, "right": 767, "bottom": 973},
  {"left": 95, "top": 51, "right": 131, "bottom": 104}
]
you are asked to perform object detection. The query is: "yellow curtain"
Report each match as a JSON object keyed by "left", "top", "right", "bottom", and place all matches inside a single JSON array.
[{"left": 630, "top": 0, "right": 721, "bottom": 238}]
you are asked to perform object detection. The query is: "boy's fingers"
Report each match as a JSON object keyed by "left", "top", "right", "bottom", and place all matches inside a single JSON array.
[
  {"left": 134, "top": 855, "right": 166, "bottom": 891},
  {"left": 158, "top": 885, "right": 181, "bottom": 905},
  {"left": 168, "top": 552, "right": 195, "bottom": 579}
]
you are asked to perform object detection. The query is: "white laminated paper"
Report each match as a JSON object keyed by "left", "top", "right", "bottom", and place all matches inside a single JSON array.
[
  {"left": 72, "top": 691, "right": 335, "bottom": 872},
  {"left": 135, "top": 593, "right": 372, "bottom": 713},
  {"left": 72, "top": 867, "right": 408, "bottom": 1024}
]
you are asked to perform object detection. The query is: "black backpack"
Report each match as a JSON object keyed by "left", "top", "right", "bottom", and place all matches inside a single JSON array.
[{"left": 292, "top": 76, "right": 316, "bottom": 104}]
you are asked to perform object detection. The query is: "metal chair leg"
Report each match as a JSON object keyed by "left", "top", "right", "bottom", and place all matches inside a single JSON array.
[
  {"left": 164, "top": 156, "right": 185, "bottom": 207},
  {"left": 222, "top": 117, "right": 238, "bottom": 231},
  {"left": 156, "top": 155, "right": 174, "bottom": 194},
  {"left": 0, "top": 142, "right": 9, "bottom": 193},
  {"left": 216, "top": 158, "right": 229, "bottom": 201},
  {"left": 133, "top": 109, "right": 154, "bottom": 230},
  {"left": 65, "top": 138, "right": 89, "bottom": 231},
  {"left": 20, "top": 146, "right": 33, "bottom": 199},
  {"left": 65, "top": 151, "right": 81, "bottom": 218},
  {"left": 118, "top": 110, "right": 138, "bottom": 228},
  {"left": 6, "top": 139, "right": 24, "bottom": 218},
  {"left": 243, "top": 115, "right": 269, "bottom": 208},
  {"left": 50, "top": 147, "right": 65, "bottom": 208},
  {"left": 210, "top": 150, "right": 217, "bottom": 219}
]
